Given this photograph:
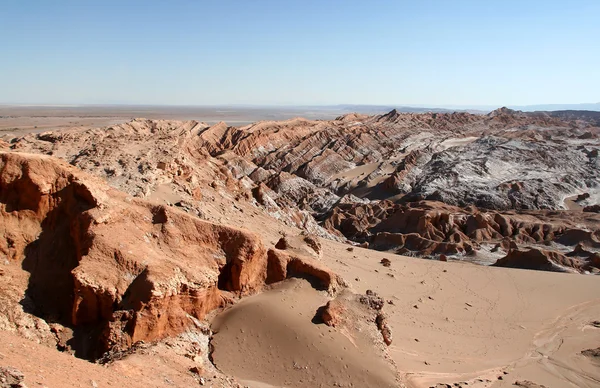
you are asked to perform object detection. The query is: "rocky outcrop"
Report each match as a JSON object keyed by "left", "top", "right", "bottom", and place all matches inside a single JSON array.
[
  {"left": 581, "top": 347, "right": 600, "bottom": 359},
  {"left": 372, "top": 232, "right": 475, "bottom": 257},
  {"left": 492, "top": 248, "right": 587, "bottom": 273},
  {"left": 382, "top": 149, "right": 424, "bottom": 194},
  {"left": 0, "top": 152, "right": 343, "bottom": 359},
  {"left": 266, "top": 249, "right": 343, "bottom": 294},
  {"left": 550, "top": 109, "right": 600, "bottom": 127},
  {"left": 513, "top": 380, "right": 549, "bottom": 388},
  {"left": 320, "top": 289, "right": 392, "bottom": 346},
  {"left": 11, "top": 119, "right": 343, "bottom": 240},
  {"left": 274, "top": 233, "right": 322, "bottom": 259},
  {"left": 322, "top": 199, "right": 600, "bottom": 270},
  {"left": 584, "top": 204, "right": 600, "bottom": 213},
  {"left": 265, "top": 171, "right": 339, "bottom": 213},
  {"left": 325, "top": 200, "right": 557, "bottom": 248}
]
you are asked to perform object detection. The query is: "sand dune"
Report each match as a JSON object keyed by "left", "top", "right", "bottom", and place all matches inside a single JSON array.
[{"left": 211, "top": 279, "right": 397, "bottom": 388}]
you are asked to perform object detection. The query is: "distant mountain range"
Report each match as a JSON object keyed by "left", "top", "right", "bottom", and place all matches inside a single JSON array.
[
  {"left": 509, "top": 103, "right": 600, "bottom": 112},
  {"left": 2, "top": 103, "right": 598, "bottom": 116},
  {"left": 333, "top": 103, "right": 600, "bottom": 114}
]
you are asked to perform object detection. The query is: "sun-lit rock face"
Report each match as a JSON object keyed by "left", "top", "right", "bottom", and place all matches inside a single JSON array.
[{"left": 0, "top": 151, "right": 343, "bottom": 359}]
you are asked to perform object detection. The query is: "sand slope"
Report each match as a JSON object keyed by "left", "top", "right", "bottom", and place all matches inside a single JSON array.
[
  {"left": 206, "top": 228, "right": 600, "bottom": 388},
  {"left": 318, "top": 240, "right": 600, "bottom": 388},
  {"left": 211, "top": 279, "right": 397, "bottom": 388}
]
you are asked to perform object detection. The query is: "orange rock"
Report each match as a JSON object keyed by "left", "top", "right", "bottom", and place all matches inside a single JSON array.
[{"left": 0, "top": 151, "right": 342, "bottom": 358}]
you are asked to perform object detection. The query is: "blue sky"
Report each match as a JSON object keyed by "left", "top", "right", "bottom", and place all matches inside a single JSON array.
[{"left": 0, "top": 0, "right": 598, "bottom": 106}]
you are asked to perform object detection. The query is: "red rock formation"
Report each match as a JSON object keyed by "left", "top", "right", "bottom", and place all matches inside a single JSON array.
[
  {"left": 321, "top": 298, "right": 347, "bottom": 328},
  {"left": 372, "top": 232, "right": 474, "bottom": 256},
  {"left": 0, "top": 151, "right": 342, "bottom": 358},
  {"left": 266, "top": 248, "right": 343, "bottom": 293},
  {"left": 492, "top": 248, "right": 587, "bottom": 273},
  {"left": 324, "top": 199, "right": 600, "bottom": 271}
]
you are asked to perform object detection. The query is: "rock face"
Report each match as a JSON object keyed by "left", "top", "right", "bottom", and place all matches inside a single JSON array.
[
  {"left": 0, "top": 151, "right": 340, "bottom": 359},
  {"left": 266, "top": 249, "right": 343, "bottom": 293}
]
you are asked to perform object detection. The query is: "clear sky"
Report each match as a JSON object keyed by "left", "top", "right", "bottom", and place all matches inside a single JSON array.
[{"left": 0, "top": 0, "right": 598, "bottom": 106}]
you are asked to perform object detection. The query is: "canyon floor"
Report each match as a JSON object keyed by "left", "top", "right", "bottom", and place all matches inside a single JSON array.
[{"left": 1, "top": 108, "right": 599, "bottom": 388}]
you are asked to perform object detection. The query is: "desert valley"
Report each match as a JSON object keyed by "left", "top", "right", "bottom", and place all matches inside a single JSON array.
[{"left": 0, "top": 106, "right": 599, "bottom": 388}]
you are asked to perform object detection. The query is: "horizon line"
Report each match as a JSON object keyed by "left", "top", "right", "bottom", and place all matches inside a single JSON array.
[{"left": 1, "top": 102, "right": 599, "bottom": 109}]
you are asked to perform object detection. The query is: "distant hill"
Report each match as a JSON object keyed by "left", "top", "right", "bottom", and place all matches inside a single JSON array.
[
  {"left": 333, "top": 105, "right": 480, "bottom": 114},
  {"left": 548, "top": 110, "right": 600, "bottom": 126},
  {"left": 329, "top": 103, "right": 600, "bottom": 114},
  {"left": 510, "top": 103, "right": 600, "bottom": 112}
]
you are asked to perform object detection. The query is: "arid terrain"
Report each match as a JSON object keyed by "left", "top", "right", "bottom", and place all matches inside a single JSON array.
[
  {"left": 1, "top": 107, "right": 599, "bottom": 388},
  {"left": 0, "top": 105, "right": 385, "bottom": 137}
]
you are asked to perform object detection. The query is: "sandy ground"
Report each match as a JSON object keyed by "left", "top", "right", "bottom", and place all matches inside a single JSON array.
[
  {"left": 318, "top": 241, "right": 600, "bottom": 388},
  {"left": 439, "top": 136, "right": 479, "bottom": 149},
  {"left": 211, "top": 279, "right": 397, "bottom": 388},
  {"left": 208, "top": 231, "right": 600, "bottom": 388},
  {"left": 0, "top": 330, "right": 149, "bottom": 388},
  {"left": 0, "top": 116, "right": 128, "bottom": 137},
  {"left": 0, "top": 105, "right": 351, "bottom": 137}
]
